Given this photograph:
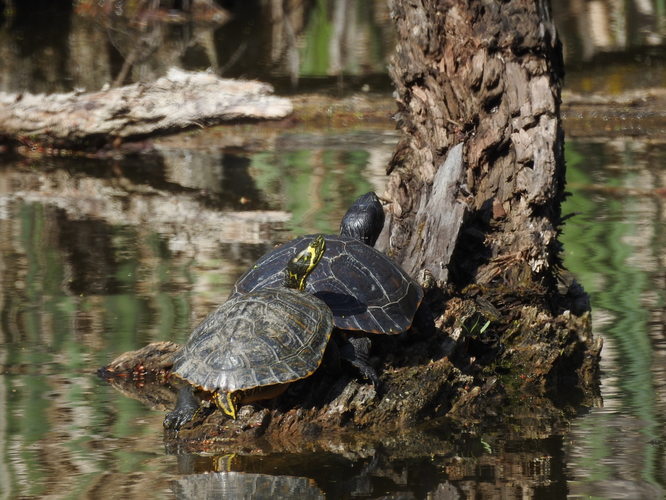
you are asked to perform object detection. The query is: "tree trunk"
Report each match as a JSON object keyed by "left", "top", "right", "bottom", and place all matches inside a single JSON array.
[
  {"left": 375, "top": 0, "right": 600, "bottom": 418},
  {"left": 382, "top": 0, "right": 565, "bottom": 290}
]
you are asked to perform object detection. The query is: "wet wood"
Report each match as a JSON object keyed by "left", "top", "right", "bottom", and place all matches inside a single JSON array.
[
  {"left": 0, "top": 68, "right": 292, "bottom": 150},
  {"left": 101, "top": 278, "right": 600, "bottom": 452},
  {"left": 99, "top": 342, "right": 180, "bottom": 411}
]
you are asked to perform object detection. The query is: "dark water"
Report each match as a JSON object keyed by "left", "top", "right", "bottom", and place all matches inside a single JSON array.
[{"left": 1, "top": 2, "right": 665, "bottom": 499}]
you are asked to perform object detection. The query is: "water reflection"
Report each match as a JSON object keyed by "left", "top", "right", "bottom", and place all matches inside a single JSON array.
[
  {"left": 561, "top": 139, "right": 666, "bottom": 498},
  {"left": 3, "top": 132, "right": 663, "bottom": 497},
  {"left": 0, "top": 0, "right": 395, "bottom": 94},
  {"left": 167, "top": 436, "right": 567, "bottom": 499},
  {"left": 554, "top": 0, "right": 666, "bottom": 62},
  {"left": 0, "top": 2, "right": 665, "bottom": 497},
  {"left": 0, "top": 133, "right": 386, "bottom": 498},
  {"left": 172, "top": 471, "right": 325, "bottom": 500}
]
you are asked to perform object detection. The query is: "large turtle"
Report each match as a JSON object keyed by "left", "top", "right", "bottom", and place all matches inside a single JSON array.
[
  {"left": 230, "top": 192, "right": 423, "bottom": 335},
  {"left": 164, "top": 235, "right": 334, "bottom": 430}
]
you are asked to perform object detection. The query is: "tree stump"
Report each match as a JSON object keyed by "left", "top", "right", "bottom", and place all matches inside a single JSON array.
[
  {"left": 383, "top": 0, "right": 565, "bottom": 288},
  {"left": 100, "top": 0, "right": 601, "bottom": 453}
]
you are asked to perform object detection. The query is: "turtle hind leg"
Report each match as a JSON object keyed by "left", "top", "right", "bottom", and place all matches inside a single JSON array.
[
  {"left": 340, "top": 335, "right": 380, "bottom": 388},
  {"left": 164, "top": 385, "right": 208, "bottom": 430}
]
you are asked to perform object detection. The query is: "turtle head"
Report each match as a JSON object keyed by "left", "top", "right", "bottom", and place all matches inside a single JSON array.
[
  {"left": 284, "top": 234, "right": 326, "bottom": 291},
  {"left": 339, "top": 192, "right": 385, "bottom": 246}
]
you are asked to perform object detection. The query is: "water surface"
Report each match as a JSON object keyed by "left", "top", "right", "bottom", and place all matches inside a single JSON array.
[
  {"left": 1, "top": 133, "right": 664, "bottom": 498},
  {"left": 1, "top": 2, "right": 665, "bottom": 498}
]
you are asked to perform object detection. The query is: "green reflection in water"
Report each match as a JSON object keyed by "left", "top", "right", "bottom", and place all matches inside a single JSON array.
[
  {"left": 300, "top": 0, "right": 387, "bottom": 76},
  {"left": 302, "top": 0, "right": 332, "bottom": 75},
  {"left": 561, "top": 141, "right": 661, "bottom": 487},
  {"left": 0, "top": 199, "right": 193, "bottom": 497},
  {"left": 251, "top": 148, "right": 375, "bottom": 235}
]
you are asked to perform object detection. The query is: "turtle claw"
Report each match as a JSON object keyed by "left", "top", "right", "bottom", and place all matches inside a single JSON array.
[
  {"left": 164, "top": 386, "right": 201, "bottom": 431},
  {"left": 351, "top": 358, "right": 380, "bottom": 388},
  {"left": 164, "top": 407, "right": 198, "bottom": 430}
]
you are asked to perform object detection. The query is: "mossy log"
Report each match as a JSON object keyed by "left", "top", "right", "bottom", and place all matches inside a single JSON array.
[
  {"left": 0, "top": 68, "right": 292, "bottom": 151},
  {"left": 100, "top": 0, "right": 601, "bottom": 453},
  {"left": 101, "top": 280, "right": 599, "bottom": 453}
]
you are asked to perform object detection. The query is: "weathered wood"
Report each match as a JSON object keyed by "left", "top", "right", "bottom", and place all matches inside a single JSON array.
[
  {"left": 384, "top": 0, "right": 565, "bottom": 289},
  {"left": 98, "top": 342, "right": 180, "bottom": 412},
  {"left": 101, "top": 281, "right": 599, "bottom": 452},
  {"left": 0, "top": 68, "right": 292, "bottom": 149},
  {"left": 378, "top": 142, "right": 467, "bottom": 284},
  {"left": 378, "top": 0, "right": 600, "bottom": 406}
]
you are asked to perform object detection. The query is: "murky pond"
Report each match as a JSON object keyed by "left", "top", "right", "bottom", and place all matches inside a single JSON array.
[
  {"left": 2, "top": 133, "right": 664, "bottom": 498},
  {"left": 1, "top": 1, "right": 666, "bottom": 499},
  {"left": 559, "top": 139, "right": 666, "bottom": 499}
]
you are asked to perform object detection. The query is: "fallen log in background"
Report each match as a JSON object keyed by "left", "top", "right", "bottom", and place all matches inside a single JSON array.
[{"left": 0, "top": 68, "right": 292, "bottom": 150}]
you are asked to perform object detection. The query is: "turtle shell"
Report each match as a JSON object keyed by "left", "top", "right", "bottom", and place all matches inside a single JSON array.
[
  {"left": 173, "top": 288, "right": 334, "bottom": 393},
  {"left": 231, "top": 235, "right": 423, "bottom": 334}
]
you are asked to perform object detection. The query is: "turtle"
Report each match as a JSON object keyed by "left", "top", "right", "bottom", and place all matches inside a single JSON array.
[
  {"left": 164, "top": 234, "right": 334, "bottom": 430},
  {"left": 230, "top": 192, "right": 423, "bottom": 335}
]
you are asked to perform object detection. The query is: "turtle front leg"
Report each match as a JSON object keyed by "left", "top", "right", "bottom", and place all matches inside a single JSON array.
[
  {"left": 164, "top": 385, "right": 203, "bottom": 430},
  {"left": 213, "top": 390, "right": 241, "bottom": 419},
  {"left": 340, "top": 335, "right": 380, "bottom": 387}
]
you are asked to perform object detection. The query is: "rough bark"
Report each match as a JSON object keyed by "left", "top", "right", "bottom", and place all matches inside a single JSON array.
[
  {"left": 382, "top": 0, "right": 564, "bottom": 289},
  {"left": 0, "top": 68, "right": 292, "bottom": 150},
  {"left": 375, "top": 0, "right": 600, "bottom": 413}
]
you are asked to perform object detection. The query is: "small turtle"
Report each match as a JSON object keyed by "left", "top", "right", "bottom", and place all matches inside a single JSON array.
[{"left": 164, "top": 235, "right": 334, "bottom": 430}]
